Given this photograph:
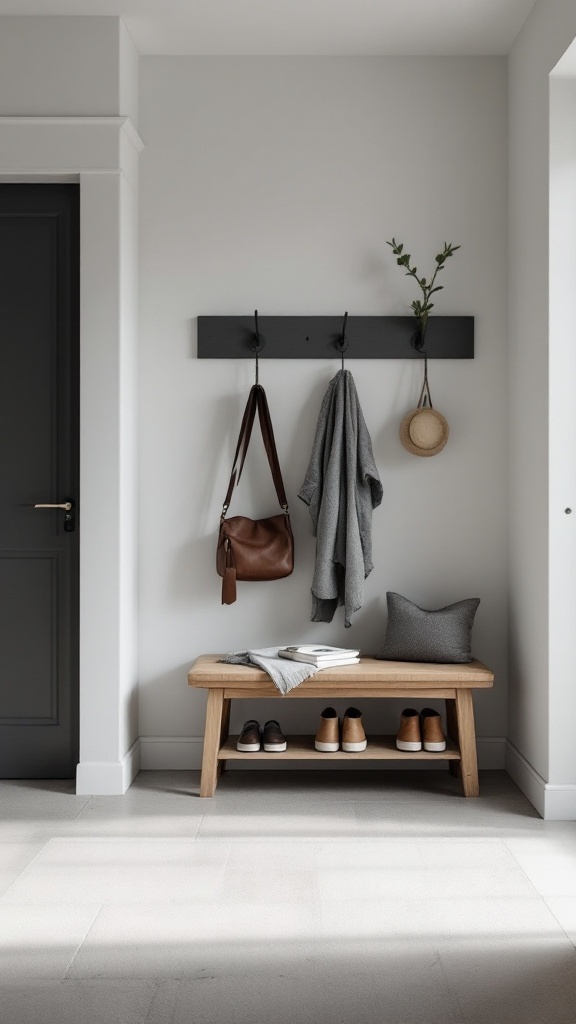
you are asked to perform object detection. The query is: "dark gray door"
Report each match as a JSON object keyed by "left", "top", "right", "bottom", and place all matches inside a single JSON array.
[{"left": 0, "top": 185, "right": 79, "bottom": 777}]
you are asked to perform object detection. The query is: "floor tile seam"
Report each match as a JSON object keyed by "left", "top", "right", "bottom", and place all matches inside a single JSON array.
[
  {"left": 501, "top": 839, "right": 560, "bottom": 899},
  {"left": 1, "top": 896, "right": 249, "bottom": 908},
  {"left": 0, "top": 979, "right": 161, "bottom": 991},
  {"left": 314, "top": 895, "right": 547, "bottom": 906},
  {"left": 190, "top": 816, "right": 204, "bottom": 840},
  {"left": 22, "top": 894, "right": 555, "bottom": 914},
  {"left": 142, "top": 979, "right": 180, "bottom": 1024},
  {"left": 194, "top": 835, "right": 426, "bottom": 844},
  {"left": 542, "top": 897, "right": 576, "bottom": 951},
  {"left": 67, "top": 971, "right": 289, "bottom": 984},
  {"left": 38, "top": 836, "right": 217, "bottom": 845},
  {"left": 220, "top": 841, "right": 233, "bottom": 877},
  {"left": 71, "top": 797, "right": 94, "bottom": 820},
  {"left": 0, "top": 840, "right": 54, "bottom": 901},
  {"left": 432, "top": 944, "right": 471, "bottom": 1024},
  {"left": 195, "top": 834, "right": 440, "bottom": 844},
  {"left": 63, "top": 904, "right": 105, "bottom": 979},
  {"left": 0, "top": 898, "right": 105, "bottom": 910}
]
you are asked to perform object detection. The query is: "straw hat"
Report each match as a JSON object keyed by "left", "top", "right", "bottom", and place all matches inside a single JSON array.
[{"left": 400, "top": 405, "right": 449, "bottom": 457}]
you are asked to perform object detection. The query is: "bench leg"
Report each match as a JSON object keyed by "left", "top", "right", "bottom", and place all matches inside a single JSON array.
[
  {"left": 217, "top": 699, "right": 231, "bottom": 779},
  {"left": 445, "top": 699, "right": 460, "bottom": 779},
  {"left": 200, "top": 689, "right": 224, "bottom": 798},
  {"left": 455, "top": 689, "right": 480, "bottom": 798}
]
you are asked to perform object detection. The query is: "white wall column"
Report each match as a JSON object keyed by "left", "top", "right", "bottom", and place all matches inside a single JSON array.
[
  {"left": 507, "top": 0, "right": 576, "bottom": 818},
  {"left": 0, "top": 117, "right": 142, "bottom": 794}
]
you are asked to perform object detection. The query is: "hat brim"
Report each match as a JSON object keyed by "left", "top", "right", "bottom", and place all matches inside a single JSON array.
[{"left": 400, "top": 407, "right": 449, "bottom": 457}]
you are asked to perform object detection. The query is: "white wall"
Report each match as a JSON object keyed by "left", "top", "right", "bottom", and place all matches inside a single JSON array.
[
  {"left": 0, "top": 14, "right": 142, "bottom": 793},
  {"left": 507, "top": 0, "right": 576, "bottom": 813},
  {"left": 549, "top": 74, "right": 576, "bottom": 796},
  {"left": 138, "top": 56, "right": 509, "bottom": 765},
  {"left": 0, "top": 16, "right": 139, "bottom": 126},
  {"left": 120, "top": 19, "right": 140, "bottom": 129}
]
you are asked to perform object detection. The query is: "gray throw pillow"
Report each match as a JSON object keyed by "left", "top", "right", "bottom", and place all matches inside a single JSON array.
[{"left": 376, "top": 592, "right": 480, "bottom": 664}]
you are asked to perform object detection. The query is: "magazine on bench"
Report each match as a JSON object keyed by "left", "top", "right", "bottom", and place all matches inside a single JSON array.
[{"left": 278, "top": 645, "right": 360, "bottom": 667}]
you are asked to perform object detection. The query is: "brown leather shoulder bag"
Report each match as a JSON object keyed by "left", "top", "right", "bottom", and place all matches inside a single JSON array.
[{"left": 216, "top": 384, "right": 294, "bottom": 604}]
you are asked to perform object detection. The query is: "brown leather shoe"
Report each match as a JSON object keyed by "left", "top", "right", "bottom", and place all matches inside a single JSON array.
[
  {"left": 262, "top": 720, "right": 287, "bottom": 752},
  {"left": 237, "top": 720, "right": 261, "bottom": 752},
  {"left": 396, "top": 708, "right": 422, "bottom": 751},
  {"left": 342, "top": 707, "right": 367, "bottom": 752},
  {"left": 420, "top": 708, "right": 446, "bottom": 751},
  {"left": 315, "top": 707, "right": 339, "bottom": 752}
]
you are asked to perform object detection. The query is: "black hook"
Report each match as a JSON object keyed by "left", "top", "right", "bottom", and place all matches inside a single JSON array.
[
  {"left": 336, "top": 311, "right": 349, "bottom": 370},
  {"left": 414, "top": 323, "right": 427, "bottom": 354},
  {"left": 251, "top": 309, "right": 265, "bottom": 384}
]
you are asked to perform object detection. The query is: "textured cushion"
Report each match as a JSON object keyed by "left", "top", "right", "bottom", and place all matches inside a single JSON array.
[{"left": 376, "top": 592, "right": 480, "bottom": 664}]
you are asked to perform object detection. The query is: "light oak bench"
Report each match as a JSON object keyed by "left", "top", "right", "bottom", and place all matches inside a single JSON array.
[{"left": 187, "top": 655, "right": 494, "bottom": 798}]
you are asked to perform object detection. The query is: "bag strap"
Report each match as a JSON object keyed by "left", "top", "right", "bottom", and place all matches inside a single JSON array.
[
  {"left": 222, "top": 385, "right": 259, "bottom": 516},
  {"left": 255, "top": 386, "right": 289, "bottom": 512},
  {"left": 221, "top": 384, "right": 289, "bottom": 520}
]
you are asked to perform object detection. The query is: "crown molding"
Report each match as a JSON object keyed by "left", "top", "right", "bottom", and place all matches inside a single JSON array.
[{"left": 0, "top": 115, "right": 143, "bottom": 149}]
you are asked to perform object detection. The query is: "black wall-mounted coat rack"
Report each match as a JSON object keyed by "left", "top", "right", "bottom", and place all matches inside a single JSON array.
[{"left": 197, "top": 316, "right": 474, "bottom": 360}]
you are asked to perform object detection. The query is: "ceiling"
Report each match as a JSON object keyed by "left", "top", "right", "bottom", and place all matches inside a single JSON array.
[{"left": 0, "top": 0, "right": 538, "bottom": 55}]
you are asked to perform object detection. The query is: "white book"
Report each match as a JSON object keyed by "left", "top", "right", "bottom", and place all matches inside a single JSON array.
[
  {"left": 278, "top": 650, "right": 360, "bottom": 666},
  {"left": 279, "top": 645, "right": 360, "bottom": 660},
  {"left": 315, "top": 658, "right": 360, "bottom": 669}
]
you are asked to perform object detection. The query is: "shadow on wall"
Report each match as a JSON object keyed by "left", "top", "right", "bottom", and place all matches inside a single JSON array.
[
  {"left": 190, "top": 389, "right": 245, "bottom": 529},
  {"left": 374, "top": 356, "right": 424, "bottom": 468}
]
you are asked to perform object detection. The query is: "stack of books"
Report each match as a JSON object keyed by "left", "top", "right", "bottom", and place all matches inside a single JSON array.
[{"left": 278, "top": 645, "right": 360, "bottom": 668}]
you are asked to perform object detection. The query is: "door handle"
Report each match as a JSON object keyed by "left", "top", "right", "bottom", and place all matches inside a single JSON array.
[
  {"left": 33, "top": 498, "right": 76, "bottom": 531},
  {"left": 34, "top": 502, "right": 72, "bottom": 511}
]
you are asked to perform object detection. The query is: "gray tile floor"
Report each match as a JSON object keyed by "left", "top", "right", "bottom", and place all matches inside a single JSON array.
[{"left": 1, "top": 769, "right": 576, "bottom": 1023}]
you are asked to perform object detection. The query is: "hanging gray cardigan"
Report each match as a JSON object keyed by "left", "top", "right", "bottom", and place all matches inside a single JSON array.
[{"left": 298, "top": 369, "right": 383, "bottom": 627}]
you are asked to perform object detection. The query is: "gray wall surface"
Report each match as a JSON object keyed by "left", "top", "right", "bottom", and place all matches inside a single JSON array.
[{"left": 138, "top": 56, "right": 509, "bottom": 761}]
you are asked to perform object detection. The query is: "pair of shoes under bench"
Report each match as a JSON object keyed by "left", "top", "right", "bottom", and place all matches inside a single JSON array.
[
  {"left": 237, "top": 720, "right": 287, "bottom": 752},
  {"left": 315, "top": 707, "right": 367, "bottom": 753},
  {"left": 396, "top": 708, "right": 446, "bottom": 752}
]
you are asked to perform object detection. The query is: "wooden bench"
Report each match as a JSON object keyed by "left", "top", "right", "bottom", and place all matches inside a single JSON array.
[{"left": 187, "top": 655, "right": 494, "bottom": 798}]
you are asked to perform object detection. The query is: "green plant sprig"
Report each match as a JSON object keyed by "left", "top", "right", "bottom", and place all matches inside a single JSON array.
[{"left": 386, "top": 238, "right": 461, "bottom": 340}]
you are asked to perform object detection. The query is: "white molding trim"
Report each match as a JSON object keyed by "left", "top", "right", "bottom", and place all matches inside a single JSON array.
[
  {"left": 0, "top": 116, "right": 144, "bottom": 152},
  {"left": 505, "top": 740, "right": 546, "bottom": 816},
  {"left": 542, "top": 784, "right": 576, "bottom": 820},
  {"left": 139, "top": 735, "right": 506, "bottom": 772},
  {"left": 505, "top": 740, "right": 576, "bottom": 820},
  {"left": 77, "top": 738, "right": 141, "bottom": 796},
  {"left": 0, "top": 117, "right": 141, "bottom": 798},
  {"left": 0, "top": 117, "right": 143, "bottom": 189}
]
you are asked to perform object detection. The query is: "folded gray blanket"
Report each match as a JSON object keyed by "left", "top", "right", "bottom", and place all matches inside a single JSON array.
[{"left": 220, "top": 647, "right": 318, "bottom": 695}]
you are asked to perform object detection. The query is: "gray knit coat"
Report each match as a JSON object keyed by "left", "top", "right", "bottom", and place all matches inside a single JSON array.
[{"left": 299, "top": 370, "right": 383, "bottom": 627}]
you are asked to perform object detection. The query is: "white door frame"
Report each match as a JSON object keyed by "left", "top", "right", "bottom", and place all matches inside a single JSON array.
[{"left": 0, "top": 117, "right": 142, "bottom": 794}]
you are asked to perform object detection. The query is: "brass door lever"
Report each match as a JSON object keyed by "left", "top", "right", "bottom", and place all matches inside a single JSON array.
[{"left": 34, "top": 502, "right": 72, "bottom": 511}]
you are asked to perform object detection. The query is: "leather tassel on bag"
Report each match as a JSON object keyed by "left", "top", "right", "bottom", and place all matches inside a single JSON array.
[
  {"left": 216, "top": 384, "right": 294, "bottom": 605},
  {"left": 222, "top": 566, "right": 237, "bottom": 605},
  {"left": 221, "top": 538, "right": 237, "bottom": 605}
]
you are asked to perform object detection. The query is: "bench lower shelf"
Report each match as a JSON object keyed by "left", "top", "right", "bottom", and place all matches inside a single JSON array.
[{"left": 220, "top": 735, "right": 461, "bottom": 761}]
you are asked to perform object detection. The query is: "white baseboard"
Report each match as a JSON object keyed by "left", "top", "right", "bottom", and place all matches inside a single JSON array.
[
  {"left": 543, "top": 786, "right": 576, "bottom": 820},
  {"left": 76, "top": 737, "right": 141, "bottom": 796},
  {"left": 505, "top": 740, "right": 576, "bottom": 820},
  {"left": 74, "top": 736, "right": 575, "bottom": 818},
  {"left": 505, "top": 740, "right": 546, "bottom": 816},
  {"left": 138, "top": 735, "right": 506, "bottom": 772}
]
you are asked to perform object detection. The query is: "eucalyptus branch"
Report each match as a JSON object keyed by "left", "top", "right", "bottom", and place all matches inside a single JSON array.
[{"left": 386, "top": 238, "right": 461, "bottom": 340}]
